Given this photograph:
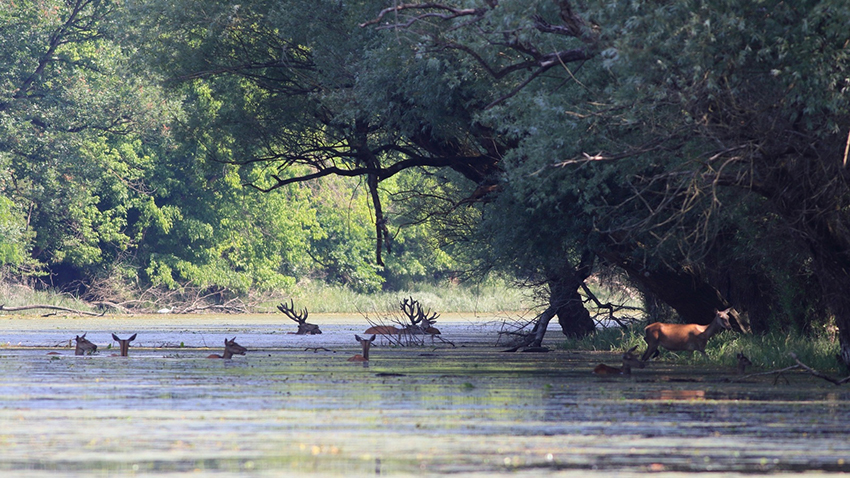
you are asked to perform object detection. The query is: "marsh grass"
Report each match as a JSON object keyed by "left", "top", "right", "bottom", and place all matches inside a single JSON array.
[
  {"left": 560, "top": 325, "right": 843, "bottom": 373},
  {"left": 0, "top": 281, "right": 94, "bottom": 312},
  {"left": 282, "top": 281, "right": 533, "bottom": 314},
  {"left": 1, "top": 278, "right": 532, "bottom": 315}
]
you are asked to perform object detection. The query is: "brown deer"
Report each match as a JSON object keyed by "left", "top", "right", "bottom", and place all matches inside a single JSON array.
[
  {"left": 277, "top": 299, "right": 322, "bottom": 335},
  {"left": 347, "top": 334, "right": 376, "bottom": 362},
  {"left": 207, "top": 337, "right": 248, "bottom": 359},
  {"left": 641, "top": 308, "right": 735, "bottom": 362},
  {"left": 111, "top": 333, "right": 137, "bottom": 357},
  {"left": 593, "top": 346, "right": 645, "bottom": 375},
  {"left": 74, "top": 333, "right": 97, "bottom": 355},
  {"left": 736, "top": 351, "right": 753, "bottom": 374},
  {"left": 363, "top": 324, "right": 403, "bottom": 336},
  {"left": 364, "top": 297, "right": 441, "bottom": 344},
  {"left": 402, "top": 297, "right": 441, "bottom": 337}
]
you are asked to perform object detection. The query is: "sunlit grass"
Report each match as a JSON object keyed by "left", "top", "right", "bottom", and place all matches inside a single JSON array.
[
  {"left": 281, "top": 281, "right": 533, "bottom": 314},
  {"left": 560, "top": 324, "right": 844, "bottom": 373},
  {"left": 0, "top": 282, "right": 95, "bottom": 312}
]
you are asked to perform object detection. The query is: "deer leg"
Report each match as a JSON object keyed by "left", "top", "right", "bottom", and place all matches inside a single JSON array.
[{"left": 641, "top": 345, "right": 658, "bottom": 362}]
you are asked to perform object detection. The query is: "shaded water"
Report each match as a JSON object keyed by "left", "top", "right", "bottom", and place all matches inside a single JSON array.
[{"left": 0, "top": 314, "right": 849, "bottom": 476}]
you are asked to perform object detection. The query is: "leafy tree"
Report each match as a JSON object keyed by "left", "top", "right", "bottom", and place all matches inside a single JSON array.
[
  {"left": 366, "top": 0, "right": 850, "bottom": 356},
  {"left": 129, "top": 0, "right": 504, "bottom": 273},
  {"left": 0, "top": 0, "right": 176, "bottom": 287}
]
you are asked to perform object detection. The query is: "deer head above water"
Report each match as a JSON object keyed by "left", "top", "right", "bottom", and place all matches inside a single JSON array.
[
  {"left": 736, "top": 351, "right": 753, "bottom": 374},
  {"left": 111, "top": 333, "right": 137, "bottom": 357},
  {"left": 277, "top": 299, "right": 322, "bottom": 335},
  {"left": 74, "top": 333, "right": 97, "bottom": 355},
  {"left": 593, "top": 346, "right": 645, "bottom": 375},
  {"left": 347, "top": 334, "right": 376, "bottom": 362},
  {"left": 641, "top": 308, "right": 735, "bottom": 362},
  {"left": 207, "top": 337, "right": 248, "bottom": 359}
]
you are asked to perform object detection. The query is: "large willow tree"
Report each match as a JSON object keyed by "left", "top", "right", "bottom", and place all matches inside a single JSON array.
[{"left": 383, "top": 0, "right": 850, "bottom": 355}]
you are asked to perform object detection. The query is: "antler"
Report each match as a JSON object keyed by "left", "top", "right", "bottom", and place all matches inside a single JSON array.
[
  {"left": 400, "top": 297, "right": 440, "bottom": 325},
  {"left": 401, "top": 297, "right": 422, "bottom": 325},
  {"left": 277, "top": 299, "right": 308, "bottom": 324},
  {"left": 418, "top": 304, "right": 439, "bottom": 326}
]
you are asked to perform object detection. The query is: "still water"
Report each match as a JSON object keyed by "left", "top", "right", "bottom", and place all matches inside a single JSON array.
[{"left": 0, "top": 314, "right": 848, "bottom": 476}]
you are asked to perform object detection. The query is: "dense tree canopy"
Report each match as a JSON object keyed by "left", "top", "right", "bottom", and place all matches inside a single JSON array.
[{"left": 2, "top": 0, "right": 850, "bottom": 364}]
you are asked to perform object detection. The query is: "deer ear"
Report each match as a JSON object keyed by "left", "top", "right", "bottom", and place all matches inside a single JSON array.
[
  {"left": 112, "top": 333, "right": 120, "bottom": 341},
  {"left": 368, "top": 335, "right": 376, "bottom": 342},
  {"left": 355, "top": 334, "right": 362, "bottom": 341},
  {"left": 128, "top": 334, "right": 137, "bottom": 341}
]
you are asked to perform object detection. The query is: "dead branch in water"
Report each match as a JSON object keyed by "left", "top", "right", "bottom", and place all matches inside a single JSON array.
[
  {"left": 0, "top": 304, "right": 105, "bottom": 317},
  {"left": 789, "top": 353, "right": 850, "bottom": 386},
  {"left": 735, "top": 352, "right": 850, "bottom": 386}
]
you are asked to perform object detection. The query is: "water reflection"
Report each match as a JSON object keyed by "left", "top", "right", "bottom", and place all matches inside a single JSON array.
[
  {"left": 649, "top": 389, "right": 706, "bottom": 401},
  {"left": 0, "top": 343, "right": 849, "bottom": 475}
]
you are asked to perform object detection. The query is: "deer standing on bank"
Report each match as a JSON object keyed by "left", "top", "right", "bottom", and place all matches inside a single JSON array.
[
  {"left": 641, "top": 308, "right": 735, "bottom": 362},
  {"left": 347, "top": 334, "right": 376, "bottom": 362},
  {"left": 277, "top": 299, "right": 322, "bottom": 334},
  {"left": 74, "top": 333, "right": 97, "bottom": 355},
  {"left": 111, "top": 333, "right": 137, "bottom": 357},
  {"left": 207, "top": 337, "right": 247, "bottom": 359},
  {"left": 593, "top": 346, "right": 645, "bottom": 376}
]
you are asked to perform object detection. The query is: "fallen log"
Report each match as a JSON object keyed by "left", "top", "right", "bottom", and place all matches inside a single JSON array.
[{"left": 0, "top": 304, "right": 105, "bottom": 317}]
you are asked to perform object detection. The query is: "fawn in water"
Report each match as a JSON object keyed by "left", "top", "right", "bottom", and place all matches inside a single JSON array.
[
  {"left": 347, "top": 334, "right": 376, "bottom": 362},
  {"left": 207, "top": 337, "right": 247, "bottom": 359},
  {"left": 593, "top": 346, "right": 645, "bottom": 376},
  {"left": 74, "top": 333, "right": 97, "bottom": 355},
  {"left": 111, "top": 333, "right": 137, "bottom": 357}
]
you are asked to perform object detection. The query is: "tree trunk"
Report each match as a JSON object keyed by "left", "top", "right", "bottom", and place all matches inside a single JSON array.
[
  {"left": 551, "top": 276, "right": 595, "bottom": 339},
  {"left": 530, "top": 251, "right": 596, "bottom": 346}
]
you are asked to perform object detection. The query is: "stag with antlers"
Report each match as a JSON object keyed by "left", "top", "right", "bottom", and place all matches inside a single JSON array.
[
  {"left": 400, "top": 297, "right": 441, "bottom": 338},
  {"left": 277, "top": 299, "right": 322, "bottom": 335}
]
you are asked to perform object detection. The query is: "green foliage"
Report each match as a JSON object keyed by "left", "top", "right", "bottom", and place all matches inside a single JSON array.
[{"left": 561, "top": 325, "right": 842, "bottom": 372}]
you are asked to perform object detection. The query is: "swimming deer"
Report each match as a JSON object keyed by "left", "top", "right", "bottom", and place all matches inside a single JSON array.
[
  {"left": 363, "top": 324, "right": 403, "bottom": 336},
  {"left": 593, "top": 346, "right": 645, "bottom": 375},
  {"left": 111, "top": 333, "right": 137, "bottom": 357},
  {"left": 277, "top": 299, "right": 322, "bottom": 334},
  {"left": 347, "top": 334, "right": 376, "bottom": 362},
  {"left": 74, "top": 333, "right": 97, "bottom": 355},
  {"left": 736, "top": 352, "right": 753, "bottom": 374},
  {"left": 207, "top": 337, "right": 248, "bottom": 359},
  {"left": 641, "top": 308, "right": 735, "bottom": 362},
  {"left": 365, "top": 297, "right": 441, "bottom": 343}
]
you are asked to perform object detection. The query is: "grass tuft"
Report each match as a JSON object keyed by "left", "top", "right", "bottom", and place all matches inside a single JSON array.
[{"left": 560, "top": 326, "right": 843, "bottom": 373}]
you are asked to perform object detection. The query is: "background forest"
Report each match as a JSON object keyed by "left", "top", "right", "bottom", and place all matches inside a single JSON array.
[{"left": 2, "top": 1, "right": 850, "bottom": 364}]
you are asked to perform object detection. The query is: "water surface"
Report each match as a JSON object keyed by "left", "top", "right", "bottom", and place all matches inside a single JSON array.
[{"left": 0, "top": 314, "right": 848, "bottom": 476}]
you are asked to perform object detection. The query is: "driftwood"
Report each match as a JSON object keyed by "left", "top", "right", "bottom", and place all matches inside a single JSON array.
[
  {"left": 0, "top": 304, "right": 105, "bottom": 317},
  {"left": 737, "top": 352, "right": 850, "bottom": 386},
  {"left": 789, "top": 353, "right": 850, "bottom": 386}
]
